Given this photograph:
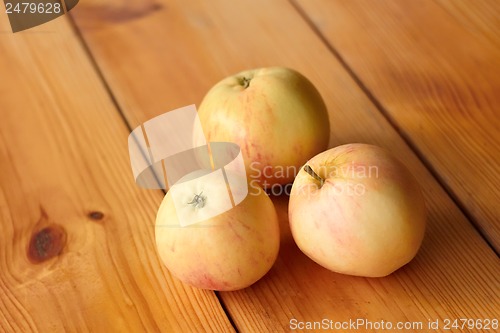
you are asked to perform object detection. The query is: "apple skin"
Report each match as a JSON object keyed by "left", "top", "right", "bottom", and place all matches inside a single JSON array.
[
  {"left": 288, "top": 144, "right": 426, "bottom": 277},
  {"left": 155, "top": 173, "right": 280, "bottom": 291},
  {"left": 195, "top": 67, "right": 330, "bottom": 186}
]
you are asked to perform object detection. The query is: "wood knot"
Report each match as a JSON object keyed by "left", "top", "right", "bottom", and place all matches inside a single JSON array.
[
  {"left": 88, "top": 211, "right": 104, "bottom": 221},
  {"left": 76, "top": 2, "right": 163, "bottom": 25},
  {"left": 28, "top": 224, "right": 67, "bottom": 264}
]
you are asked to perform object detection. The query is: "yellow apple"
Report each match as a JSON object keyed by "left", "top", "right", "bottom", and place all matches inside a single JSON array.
[
  {"left": 288, "top": 144, "right": 426, "bottom": 277},
  {"left": 155, "top": 169, "right": 280, "bottom": 291},
  {"left": 195, "top": 67, "right": 330, "bottom": 187}
]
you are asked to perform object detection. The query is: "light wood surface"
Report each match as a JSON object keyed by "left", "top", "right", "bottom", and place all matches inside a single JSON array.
[
  {"left": 434, "top": 0, "right": 500, "bottom": 46},
  {"left": 1, "top": 0, "right": 498, "bottom": 332},
  {"left": 294, "top": 0, "right": 500, "bottom": 251},
  {"left": 0, "top": 11, "right": 233, "bottom": 333}
]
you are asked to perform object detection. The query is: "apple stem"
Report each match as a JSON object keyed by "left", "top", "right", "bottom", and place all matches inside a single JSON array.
[
  {"left": 188, "top": 191, "right": 206, "bottom": 209},
  {"left": 241, "top": 77, "right": 251, "bottom": 89},
  {"left": 304, "top": 165, "right": 324, "bottom": 187}
]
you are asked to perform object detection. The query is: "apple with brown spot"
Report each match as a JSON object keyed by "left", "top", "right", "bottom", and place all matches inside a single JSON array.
[
  {"left": 155, "top": 170, "right": 280, "bottom": 291},
  {"left": 195, "top": 67, "right": 330, "bottom": 187},
  {"left": 288, "top": 144, "right": 426, "bottom": 277}
]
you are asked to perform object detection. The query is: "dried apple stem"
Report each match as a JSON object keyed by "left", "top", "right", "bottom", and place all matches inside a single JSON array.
[
  {"left": 240, "top": 77, "right": 251, "bottom": 89},
  {"left": 304, "top": 165, "right": 324, "bottom": 188},
  {"left": 188, "top": 191, "right": 206, "bottom": 209}
]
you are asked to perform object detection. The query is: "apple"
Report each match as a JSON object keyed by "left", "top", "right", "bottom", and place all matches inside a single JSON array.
[
  {"left": 155, "top": 169, "right": 280, "bottom": 291},
  {"left": 195, "top": 67, "right": 330, "bottom": 187},
  {"left": 288, "top": 144, "right": 426, "bottom": 277}
]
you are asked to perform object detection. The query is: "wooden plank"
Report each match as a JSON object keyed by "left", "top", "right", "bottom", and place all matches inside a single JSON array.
[
  {"left": 434, "top": 0, "right": 500, "bottom": 47},
  {"left": 0, "top": 13, "right": 234, "bottom": 333},
  {"left": 70, "top": 0, "right": 500, "bottom": 331},
  {"left": 294, "top": 0, "right": 500, "bottom": 251}
]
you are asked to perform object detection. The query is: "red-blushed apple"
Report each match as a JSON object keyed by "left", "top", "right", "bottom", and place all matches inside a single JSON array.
[
  {"left": 155, "top": 169, "right": 280, "bottom": 291},
  {"left": 288, "top": 144, "right": 426, "bottom": 277},
  {"left": 194, "top": 67, "right": 330, "bottom": 187}
]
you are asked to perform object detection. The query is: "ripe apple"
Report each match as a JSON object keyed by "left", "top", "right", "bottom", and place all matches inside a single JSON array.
[
  {"left": 155, "top": 169, "right": 280, "bottom": 291},
  {"left": 195, "top": 67, "right": 330, "bottom": 187},
  {"left": 288, "top": 144, "right": 426, "bottom": 277}
]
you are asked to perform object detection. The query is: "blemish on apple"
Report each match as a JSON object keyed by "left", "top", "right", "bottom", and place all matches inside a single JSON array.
[{"left": 228, "top": 222, "right": 243, "bottom": 241}]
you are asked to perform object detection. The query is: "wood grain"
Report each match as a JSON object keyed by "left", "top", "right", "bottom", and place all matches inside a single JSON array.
[
  {"left": 434, "top": 0, "right": 500, "bottom": 47},
  {"left": 294, "top": 0, "right": 500, "bottom": 252},
  {"left": 0, "top": 12, "right": 234, "bottom": 333},
  {"left": 69, "top": 0, "right": 500, "bottom": 331}
]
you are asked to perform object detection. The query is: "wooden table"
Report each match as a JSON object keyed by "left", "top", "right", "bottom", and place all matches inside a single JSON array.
[{"left": 1, "top": 1, "right": 498, "bottom": 332}]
